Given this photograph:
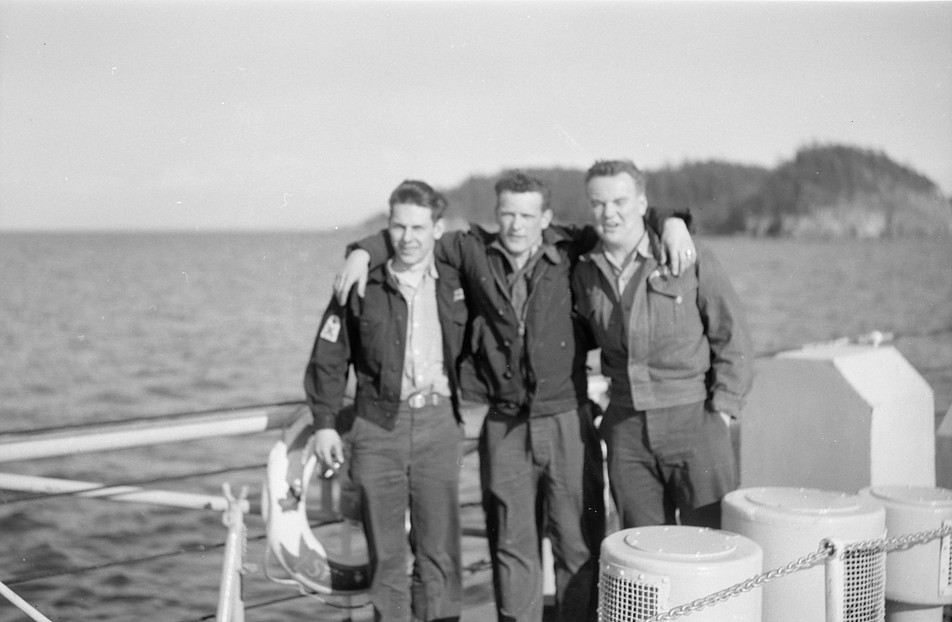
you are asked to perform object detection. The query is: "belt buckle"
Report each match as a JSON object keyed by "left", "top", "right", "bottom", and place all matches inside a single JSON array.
[{"left": 408, "top": 393, "right": 426, "bottom": 409}]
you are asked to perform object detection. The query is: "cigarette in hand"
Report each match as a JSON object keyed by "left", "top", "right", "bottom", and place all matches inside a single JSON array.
[{"left": 322, "top": 461, "right": 342, "bottom": 479}]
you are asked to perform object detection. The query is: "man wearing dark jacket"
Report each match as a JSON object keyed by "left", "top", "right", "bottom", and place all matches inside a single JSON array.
[
  {"left": 336, "top": 172, "right": 695, "bottom": 622},
  {"left": 305, "top": 180, "right": 469, "bottom": 622}
]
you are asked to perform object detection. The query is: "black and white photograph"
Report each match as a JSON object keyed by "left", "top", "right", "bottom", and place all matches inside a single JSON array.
[{"left": 1, "top": 1, "right": 950, "bottom": 620}]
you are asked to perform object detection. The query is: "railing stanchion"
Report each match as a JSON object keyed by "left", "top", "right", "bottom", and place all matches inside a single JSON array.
[{"left": 217, "top": 483, "right": 248, "bottom": 622}]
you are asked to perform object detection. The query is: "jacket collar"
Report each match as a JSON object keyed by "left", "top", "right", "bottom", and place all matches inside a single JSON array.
[
  {"left": 579, "top": 227, "right": 661, "bottom": 274},
  {"left": 365, "top": 256, "right": 439, "bottom": 289},
  {"left": 580, "top": 226, "right": 662, "bottom": 266}
]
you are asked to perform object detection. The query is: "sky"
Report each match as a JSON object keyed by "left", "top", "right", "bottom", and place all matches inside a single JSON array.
[{"left": 1, "top": 0, "right": 950, "bottom": 231}]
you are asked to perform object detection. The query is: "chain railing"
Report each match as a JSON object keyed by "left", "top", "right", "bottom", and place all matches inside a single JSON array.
[{"left": 641, "top": 523, "right": 952, "bottom": 622}]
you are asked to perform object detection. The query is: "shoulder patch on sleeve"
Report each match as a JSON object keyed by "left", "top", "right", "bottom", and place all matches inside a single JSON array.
[
  {"left": 319, "top": 314, "right": 341, "bottom": 342},
  {"left": 453, "top": 287, "right": 465, "bottom": 302}
]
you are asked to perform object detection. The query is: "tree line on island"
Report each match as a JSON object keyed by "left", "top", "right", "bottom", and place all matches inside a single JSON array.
[{"left": 424, "top": 144, "right": 950, "bottom": 238}]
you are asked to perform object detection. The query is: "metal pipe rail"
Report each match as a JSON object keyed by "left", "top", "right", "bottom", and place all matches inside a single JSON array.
[
  {"left": 0, "top": 463, "right": 264, "bottom": 505},
  {"left": 0, "top": 472, "right": 256, "bottom": 514},
  {"left": 0, "top": 402, "right": 307, "bottom": 463},
  {"left": 0, "top": 401, "right": 333, "bottom": 622},
  {"left": 0, "top": 400, "right": 486, "bottom": 464},
  {"left": 0, "top": 579, "right": 56, "bottom": 622}
]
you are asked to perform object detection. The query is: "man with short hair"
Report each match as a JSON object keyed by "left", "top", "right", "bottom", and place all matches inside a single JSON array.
[
  {"left": 572, "top": 160, "right": 753, "bottom": 530},
  {"left": 336, "top": 171, "right": 695, "bottom": 622},
  {"left": 305, "top": 179, "right": 469, "bottom": 622}
]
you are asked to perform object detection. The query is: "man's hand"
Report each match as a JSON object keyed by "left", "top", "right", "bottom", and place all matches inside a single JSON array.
[
  {"left": 334, "top": 249, "right": 371, "bottom": 304},
  {"left": 313, "top": 428, "right": 344, "bottom": 474},
  {"left": 659, "top": 218, "right": 696, "bottom": 276}
]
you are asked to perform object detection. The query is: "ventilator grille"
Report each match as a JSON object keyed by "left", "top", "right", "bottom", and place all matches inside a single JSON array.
[
  {"left": 941, "top": 520, "right": 952, "bottom": 597},
  {"left": 597, "top": 566, "right": 667, "bottom": 622},
  {"left": 841, "top": 546, "right": 885, "bottom": 622}
]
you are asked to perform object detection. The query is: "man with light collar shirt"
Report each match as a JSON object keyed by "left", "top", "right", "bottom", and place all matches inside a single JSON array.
[
  {"left": 572, "top": 159, "right": 753, "bottom": 530},
  {"left": 334, "top": 171, "right": 696, "bottom": 622},
  {"left": 304, "top": 180, "right": 469, "bottom": 622}
]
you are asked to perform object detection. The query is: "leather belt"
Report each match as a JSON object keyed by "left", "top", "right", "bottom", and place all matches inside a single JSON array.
[{"left": 407, "top": 392, "right": 443, "bottom": 409}]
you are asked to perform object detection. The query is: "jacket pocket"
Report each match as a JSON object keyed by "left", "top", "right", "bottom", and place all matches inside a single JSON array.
[{"left": 647, "top": 272, "right": 700, "bottom": 338}]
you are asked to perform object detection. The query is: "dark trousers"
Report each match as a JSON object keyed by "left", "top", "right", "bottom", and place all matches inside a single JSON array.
[
  {"left": 600, "top": 400, "right": 737, "bottom": 529},
  {"left": 479, "top": 407, "right": 605, "bottom": 622},
  {"left": 348, "top": 403, "right": 464, "bottom": 622}
]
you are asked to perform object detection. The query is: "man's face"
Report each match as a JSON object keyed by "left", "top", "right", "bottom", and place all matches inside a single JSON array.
[
  {"left": 495, "top": 190, "right": 552, "bottom": 259},
  {"left": 586, "top": 173, "right": 647, "bottom": 248},
  {"left": 388, "top": 202, "right": 444, "bottom": 267}
]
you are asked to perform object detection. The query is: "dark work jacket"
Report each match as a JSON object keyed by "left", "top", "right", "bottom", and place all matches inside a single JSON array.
[
  {"left": 442, "top": 225, "right": 590, "bottom": 416},
  {"left": 350, "top": 208, "right": 686, "bottom": 417},
  {"left": 303, "top": 261, "right": 469, "bottom": 431}
]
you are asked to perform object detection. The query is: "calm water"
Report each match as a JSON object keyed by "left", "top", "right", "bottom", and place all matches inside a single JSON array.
[{"left": 1, "top": 232, "right": 950, "bottom": 621}]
